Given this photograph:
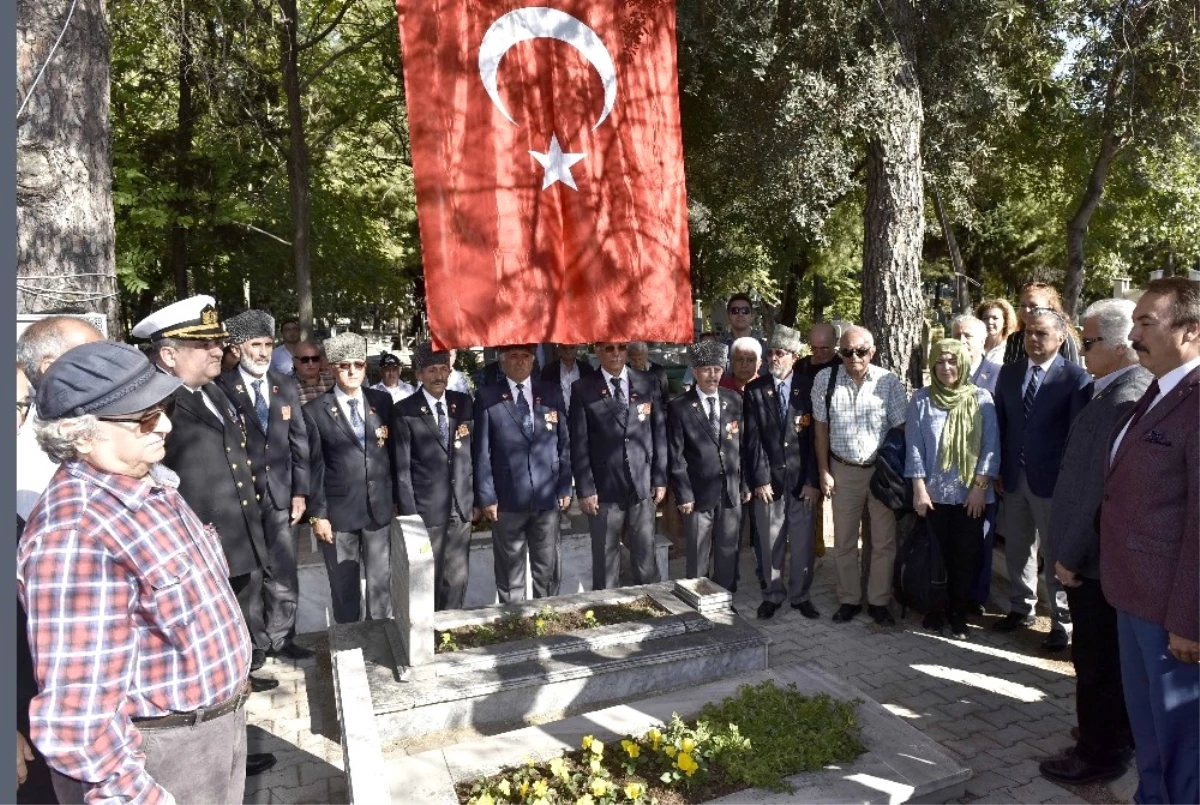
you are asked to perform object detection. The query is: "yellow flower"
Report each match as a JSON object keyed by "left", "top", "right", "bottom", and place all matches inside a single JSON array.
[
  {"left": 590, "top": 778, "right": 610, "bottom": 797},
  {"left": 680, "top": 737, "right": 696, "bottom": 754},
  {"left": 589, "top": 758, "right": 602, "bottom": 773},
  {"left": 533, "top": 779, "right": 549, "bottom": 798},
  {"left": 590, "top": 738, "right": 604, "bottom": 756},
  {"left": 550, "top": 756, "right": 568, "bottom": 780},
  {"left": 535, "top": 618, "right": 546, "bottom": 630},
  {"left": 582, "top": 734, "right": 595, "bottom": 751},
  {"left": 646, "top": 728, "right": 662, "bottom": 750},
  {"left": 497, "top": 779, "right": 511, "bottom": 797},
  {"left": 576, "top": 795, "right": 595, "bottom": 805},
  {"left": 519, "top": 781, "right": 530, "bottom": 798},
  {"left": 664, "top": 744, "right": 676, "bottom": 758},
  {"left": 621, "top": 739, "right": 640, "bottom": 758},
  {"left": 585, "top": 610, "right": 595, "bottom": 619},
  {"left": 624, "top": 782, "right": 644, "bottom": 801},
  {"left": 472, "top": 794, "right": 495, "bottom": 805},
  {"left": 676, "top": 752, "right": 698, "bottom": 776}
]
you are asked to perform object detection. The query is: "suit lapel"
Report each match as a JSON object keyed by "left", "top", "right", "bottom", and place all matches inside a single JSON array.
[
  {"left": 1110, "top": 371, "right": 1198, "bottom": 470},
  {"left": 597, "top": 375, "right": 627, "bottom": 430},
  {"left": 412, "top": 396, "right": 449, "bottom": 454},
  {"left": 325, "top": 393, "right": 363, "bottom": 451},
  {"left": 229, "top": 377, "right": 266, "bottom": 435},
  {"left": 176, "top": 386, "right": 224, "bottom": 432},
  {"left": 498, "top": 388, "right": 533, "bottom": 442}
]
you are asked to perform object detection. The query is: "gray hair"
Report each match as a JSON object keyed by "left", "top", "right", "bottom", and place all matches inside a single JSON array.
[
  {"left": 950, "top": 315, "right": 986, "bottom": 340},
  {"left": 730, "top": 336, "right": 762, "bottom": 360},
  {"left": 17, "top": 316, "right": 104, "bottom": 387},
  {"left": 840, "top": 325, "right": 874, "bottom": 348},
  {"left": 1083, "top": 298, "right": 1137, "bottom": 360},
  {"left": 1026, "top": 307, "right": 1067, "bottom": 334},
  {"left": 626, "top": 341, "right": 648, "bottom": 356},
  {"left": 36, "top": 414, "right": 100, "bottom": 463}
]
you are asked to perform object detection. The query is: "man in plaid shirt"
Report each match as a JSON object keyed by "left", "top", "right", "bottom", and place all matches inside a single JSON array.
[{"left": 18, "top": 342, "right": 252, "bottom": 804}]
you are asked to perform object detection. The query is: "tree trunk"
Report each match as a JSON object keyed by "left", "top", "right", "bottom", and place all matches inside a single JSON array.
[
  {"left": 930, "top": 180, "right": 970, "bottom": 314},
  {"left": 170, "top": 4, "right": 195, "bottom": 299},
  {"left": 861, "top": 9, "right": 925, "bottom": 389},
  {"left": 1064, "top": 127, "right": 1123, "bottom": 319},
  {"left": 778, "top": 252, "right": 810, "bottom": 330},
  {"left": 16, "top": 0, "right": 119, "bottom": 335},
  {"left": 279, "top": 0, "right": 314, "bottom": 339}
]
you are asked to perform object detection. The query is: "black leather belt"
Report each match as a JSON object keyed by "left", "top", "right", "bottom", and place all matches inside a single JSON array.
[
  {"left": 831, "top": 452, "right": 874, "bottom": 469},
  {"left": 132, "top": 686, "right": 249, "bottom": 730}
]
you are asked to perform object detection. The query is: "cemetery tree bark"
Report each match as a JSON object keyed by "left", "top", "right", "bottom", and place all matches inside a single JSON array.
[
  {"left": 861, "top": 0, "right": 925, "bottom": 389},
  {"left": 16, "top": 0, "right": 120, "bottom": 335},
  {"left": 278, "top": 0, "right": 315, "bottom": 339}
]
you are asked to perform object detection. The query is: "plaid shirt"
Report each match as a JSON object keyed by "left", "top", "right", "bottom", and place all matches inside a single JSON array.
[
  {"left": 812, "top": 363, "right": 908, "bottom": 464},
  {"left": 17, "top": 461, "right": 250, "bottom": 805},
  {"left": 297, "top": 372, "right": 334, "bottom": 405}
]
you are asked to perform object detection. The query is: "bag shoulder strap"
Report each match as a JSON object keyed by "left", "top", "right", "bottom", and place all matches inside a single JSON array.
[{"left": 824, "top": 362, "right": 839, "bottom": 418}]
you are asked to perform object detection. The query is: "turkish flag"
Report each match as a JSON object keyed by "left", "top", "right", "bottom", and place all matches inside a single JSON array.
[{"left": 396, "top": 0, "right": 692, "bottom": 349}]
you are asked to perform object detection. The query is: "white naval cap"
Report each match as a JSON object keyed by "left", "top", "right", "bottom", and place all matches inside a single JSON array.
[{"left": 131, "top": 295, "right": 230, "bottom": 341}]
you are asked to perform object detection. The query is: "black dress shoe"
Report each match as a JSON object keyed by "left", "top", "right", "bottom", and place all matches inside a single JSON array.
[
  {"left": 1042, "top": 632, "right": 1070, "bottom": 651},
  {"left": 922, "top": 612, "right": 945, "bottom": 632},
  {"left": 246, "top": 753, "right": 277, "bottom": 777},
  {"left": 992, "top": 612, "right": 1036, "bottom": 632},
  {"left": 757, "top": 601, "right": 779, "bottom": 620},
  {"left": 1039, "top": 750, "right": 1126, "bottom": 785},
  {"left": 250, "top": 648, "right": 266, "bottom": 672},
  {"left": 249, "top": 675, "right": 279, "bottom": 693},
  {"left": 758, "top": 577, "right": 767, "bottom": 591},
  {"left": 948, "top": 619, "right": 970, "bottom": 640},
  {"left": 868, "top": 605, "right": 895, "bottom": 626},
  {"left": 966, "top": 601, "right": 986, "bottom": 617},
  {"left": 792, "top": 601, "right": 820, "bottom": 619},
  {"left": 269, "top": 642, "right": 316, "bottom": 661},
  {"left": 831, "top": 604, "right": 861, "bottom": 623}
]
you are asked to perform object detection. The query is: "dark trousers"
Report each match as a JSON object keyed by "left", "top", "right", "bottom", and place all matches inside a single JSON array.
[
  {"left": 969, "top": 501, "right": 997, "bottom": 605},
  {"left": 494, "top": 509, "right": 561, "bottom": 602},
  {"left": 589, "top": 497, "right": 656, "bottom": 590},
  {"left": 1118, "top": 610, "right": 1199, "bottom": 804},
  {"left": 320, "top": 524, "right": 393, "bottom": 624},
  {"left": 683, "top": 498, "right": 741, "bottom": 592},
  {"left": 261, "top": 505, "right": 299, "bottom": 650},
  {"left": 422, "top": 512, "right": 472, "bottom": 611},
  {"left": 1066, "top": 577, "right": 1132, "bottom": 765},
  {"left": 925, "top": 504, "right": 983, "bottom": 625},
  {"left": 756, "top": 494, "right": 816, "bottom": 606},
  {"left": 228, "top": 569, "right": 268, "bottom": 650}
]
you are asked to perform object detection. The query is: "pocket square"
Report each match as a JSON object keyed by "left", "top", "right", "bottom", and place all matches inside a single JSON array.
[{"left": 1143, "top": 429, "right": 1171, "bottom": 446}]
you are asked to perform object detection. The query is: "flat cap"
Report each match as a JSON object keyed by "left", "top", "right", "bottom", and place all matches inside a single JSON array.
[
  {"left": 323, "top": 333, "right": 367, "bottom": 365},
  {"left": 688, "top": 340, "right": 729, "bottom": 368},
  {"left": 379, "top": 351, "right": 402, "bottom": 368},
  {"left": 132, "top": 295, "right": 229, "bottom": 341},
  {"left": 37, "top": 342, "right": 181, "bottom": 420},
  {"left": 413, "top": 342, "right": 450, "bottom": 370},
  {"left": 768, "top": 325, "right": 804, "bottom": 355},
  {"left": 225, "top": 310, "right": 275, "bottom": 344}
]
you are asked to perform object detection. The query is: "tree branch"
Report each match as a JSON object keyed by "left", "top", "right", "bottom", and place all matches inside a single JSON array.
[
  {"left": 236, "top": 222, "right": 293, "bottom": 246},
  {"left": 301, "top": 19, "right": 392, "bottom": 92},
  {"left": 298, "top": 0, "right": 357, "bottom": 51}
]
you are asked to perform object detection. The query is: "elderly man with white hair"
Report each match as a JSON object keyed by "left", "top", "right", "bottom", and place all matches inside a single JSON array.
[
  {"left": 1038, "top": 298, "right": 1150, "bottom": 786},
  {"left": 722, "top": 336, "right": 762, "bottom": 393},
  {"left": 951, "top": 314, "right": 1001, "bottom": 395},
  {"left": 813, "top": 325, "right": 909, "bottom": 626}
]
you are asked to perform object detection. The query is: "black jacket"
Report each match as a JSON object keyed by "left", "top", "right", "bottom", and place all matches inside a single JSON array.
[
  {"left": 569, "top": 370, "right": 667, "bottom": 503},
  {"left": 162, "top": 383, "right": 267, "bottom": 577},
  {"left": 638, "top": 362, "right": 670, "bottom": 403},
  {"left": 667, "top": 387, "right": 745, "bottom": 510},
  {"left": 303, "top": 387, "right": 396, "bottom": 532},
  {"left": 539, "top": 359, "right": 597, "bottom": 386},
  {"left": 216, "top": 369, "right": 309, "bottom": 511},
  {"left": 742, "top": 373, "right": 820, "bottom": 499},
  {"left": 393, "top": 390, "right": 474, "bottom": 524},
  {"left": 474, "top": 380, "right": 572, "bottom": 512}
]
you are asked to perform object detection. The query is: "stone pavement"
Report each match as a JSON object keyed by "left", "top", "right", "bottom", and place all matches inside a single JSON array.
[{"left": 245, "top": 537, "right": 1128, "bottom": 804}]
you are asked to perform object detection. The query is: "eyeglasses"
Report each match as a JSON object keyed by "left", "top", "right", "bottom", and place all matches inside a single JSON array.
[
  {"left": 600, "top": 344, "right": 628, "bottom": 353},
  {"left": 728, "top": 306, "right": 752, "bottom": 315},
  {"left": 1082, "top": 336, "right": 1105, "bottom": 352},
  {"left": 840, "top": 347, "right": 870, "bottom": 359},
  {"left": 98, "top": 399, "right": 176, "bottom": 435},
  {"left": 295, "top": 356, "right": 321, "bottom": 364},
  {"left": 336, "top": 361, "right": 367, "bottom": 371},
  {"left": 16, "top": 400, "right": 30, "bottom": 419}
]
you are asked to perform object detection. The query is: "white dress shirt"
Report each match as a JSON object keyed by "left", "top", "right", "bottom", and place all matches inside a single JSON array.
[
  {"left": 558, "top": 362, "right": 581, "bottom": 409},
  {"left": 506, "top": 376, "right": 534, "bottom": 410},
  {"left": 1023, "top": 355, "right": 1058, "bottom": 396},
  {"left": 422, "top": 386, "right": 447, "bottom": 413},
  {"left": 187, "top": 383, "right": 224, "bottom": 421},
  {"left": 371, "top": 380, "right": 415, "bottom": 403},
  {"left": 600, "top": 366, "right": 630, "bottom": 400},
  {"left": 333, "top": 385, "right": 367, "bottom": 426},
  {"left": 239, "top": 367, "right": 271, "bottom": 407},
  {"left": 1092, "top": 363, "right": 1139, "bottom": 397}
]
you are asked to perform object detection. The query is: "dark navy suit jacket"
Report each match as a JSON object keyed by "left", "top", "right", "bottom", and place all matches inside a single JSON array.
[
  {"left": 474, "top": 379, "right": 572, "bottom": 512},
  {"left": 392, "top": 390, "right": 474, "bottom": 523},
  {"left": 742, "top": 372, "right": 820, "bottom": 498},
  {"left": 994, "top": 354, "right": 1092, "bottom": 497},
  {"left": 667, "top": 387, "right": 745, "bottom": 511},
  {"left": 569, "top": 370, "right": 667, "bottom": 503}
]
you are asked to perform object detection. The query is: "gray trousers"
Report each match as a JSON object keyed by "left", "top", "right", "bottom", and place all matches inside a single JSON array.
[
  {"left": 494, "top": 510, "right": 561, "bottom": 602},
  {"left": 756, "top": 493, "right": 817, "bottom": 606},
  {"left": 590, "top": 498, "right": 657, "bottom": 590},
  {"left": 1002, "top": 471, "right": 1070, "bottom": 636},
  {"left": 320, "top": 524, "right": 393, "bottom": 624},
  {"left": 684, "top": 499, "right": 742, "bottom": 592},
  {"left": 261, "top": 504, "right": 299, "bottom": 650},
  {"left": 52, "top": 705, "right": 247, "bottom": 804},
  {"left": 422, "top": 512, "right": 472, "bottom": 611}
]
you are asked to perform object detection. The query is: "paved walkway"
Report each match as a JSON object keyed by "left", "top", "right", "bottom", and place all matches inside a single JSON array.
[{"left": 245, "top": 537, "right": 1131, "bottom": 804}]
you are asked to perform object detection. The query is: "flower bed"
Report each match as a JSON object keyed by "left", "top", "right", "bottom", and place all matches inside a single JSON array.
[
  {"left": 436, "top": 597, "right": 668, "bottom": 653},
  {"left": 457, "top": 680, "right": 864, "bottom": 804}
]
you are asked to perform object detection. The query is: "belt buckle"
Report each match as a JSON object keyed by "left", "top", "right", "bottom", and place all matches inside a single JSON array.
[{"left": 192, "top": 706, "right": 206, "bottom": 727}]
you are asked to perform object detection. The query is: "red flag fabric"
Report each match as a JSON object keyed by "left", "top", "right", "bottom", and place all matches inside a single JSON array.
[{"left": 396, "top": 0, "right": 692, "bottom": 349}]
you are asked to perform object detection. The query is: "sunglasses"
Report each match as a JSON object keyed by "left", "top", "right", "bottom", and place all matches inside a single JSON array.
[
  {"left": 840, "top": 347, "right": 870, "bottom": 359},
  {"left": 336, "top": 361, "right": 367, "bottom": 371},
  {"left": 295, "top": 355, "right": 321, "bottom": 364},
  {"left": 600, "top": 344, "right": 628, "bottom": 353},
  {"left": 98, "top": 399, "right": 176, "bottom": 435},
  {"left": 1082, "top": 336, "right": 1105, "bottom": 352},
  {"left": 728, "top": 306, "right": 752, "bottom": 315}
]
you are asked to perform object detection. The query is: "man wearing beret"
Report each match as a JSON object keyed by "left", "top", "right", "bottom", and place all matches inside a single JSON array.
[
  {"left": 217, "top": 310, "right": 314, "bottom": 661},
  {"left": 743, "top": 325, "right": 822, "bottom": 620},
  {"left": 303, "top": 333, "right": 396, "bottom": 623},
  {"left": 19, "top": 341, "right": 254, "bottom": 803},
  {"left": 371, "top": 351, "right": 416, "bottom": 403},
  {"left": 570, "top": 341, "right": 668, "bottom": 590},
  {"left": 668, "top": 341, "right": 747, "bottom": 593},
  {"left": 475, "top": 344, "right": 573, "bottom": 602},
  {"left": 393, "top": 344, "right": 476, "bottom": 610}
]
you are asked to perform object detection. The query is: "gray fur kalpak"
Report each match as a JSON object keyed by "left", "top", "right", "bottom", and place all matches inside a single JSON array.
[
  {"left": 323, "top": 333, "right": 367, "bottom": 364},
  {"left": 224, "top": 310, "right": 275, "bottom": 344},
  {"left": 768, "top": 325, "right": 804, "bottom": 355},
  {"left": 688, "top": 340, "right": 729, "bottom": 368},
  {"left": 412, "top": 342, "right": 450, "bottom": 370}
]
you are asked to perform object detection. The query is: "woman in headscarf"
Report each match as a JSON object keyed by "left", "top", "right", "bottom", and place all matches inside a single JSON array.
[{"left": 905, "top": 338, "right": 999, "bottom": 639}]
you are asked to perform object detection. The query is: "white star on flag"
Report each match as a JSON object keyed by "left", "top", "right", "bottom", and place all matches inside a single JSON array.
[{"left": 529, "top": 134, "right": 586, "bottom": 191}]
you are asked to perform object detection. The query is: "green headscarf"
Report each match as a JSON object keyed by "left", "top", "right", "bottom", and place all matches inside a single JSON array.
[{"left": 928, "top": 338, "right": 982, "bottom": 489}]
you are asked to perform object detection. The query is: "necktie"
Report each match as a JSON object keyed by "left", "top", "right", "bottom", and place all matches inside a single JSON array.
[
  {"left": 1124, "top": 379, "right": 1160, "bottom": 434},
  {"left": 347, "top": 398, "right": 365, "bottom": 446},
  {"left": 436, "top": 401, "right": 449, "bottom": 446},
  {"left": 777, "top": 383, "right": 788, "bottom": 421},
  {"left": 707, "top": 396, "right": 720, "bottom": 440},
  {"left": 1022, "top": 365, "right": 1042, "bottom": 419},
  {"left": 611, "top": 377, "right": 628, "bottom": 418},
  {"left": 251, "top": 379, "right": 269, "bottom": 433},
  {"left": 515, "top": 383, "right": 533, "bottom": 436}
]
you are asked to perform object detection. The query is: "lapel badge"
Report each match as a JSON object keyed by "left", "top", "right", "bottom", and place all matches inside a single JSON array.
[
  {"left": 454, "top": 440, "right": 462, "bottom": 449},
  {"left": 502, "top": 392, "right": 511, "bottom": 401},
  {"left": 375, "top": 425, "right": 389, "bottom": 447},
  {"left": 369, "top": 407, "right": 377, "bottom": 416},
  {"left": 420, "top": 406, "right": 429, "bottom": 414},
  {"left": 235, "top": 384, "right": 244, "bottom": 393},
  {"left": 330, "top": 405, "right": 339, "bottom": 418},
  {"left": 456, "top": 423, "right": 470, "bottom": 438},
  {"left": 281, "top": 405, "right": 292, "bottom": 421},
  {"left": 272, "top": 385, "right": 280, "bottom": 394},
  {"left": 545, "top": 410, "right": 559, "bottom": 424}
]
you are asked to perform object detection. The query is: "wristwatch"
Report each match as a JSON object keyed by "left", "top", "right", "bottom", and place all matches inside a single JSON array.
[
  {"left": 308, "top": 516, "right": 323, "bottom": 526},
  {"left": 972, "top": 478, "right": 990, "bottom": 491}
]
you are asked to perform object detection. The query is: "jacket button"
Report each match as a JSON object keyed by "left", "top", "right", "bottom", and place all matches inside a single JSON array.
[
  {"left": 784, "top": 441, "right": 789, "bottom": 447},
  {"left": 237, "top": 482, "right": 243, "bottom": 488},
  {"left": 241, "top": 500, "right": 248, "bottom": 507},
  {"left": 264, "top": 465, "right": 270, "bottom": 471},
  {"left": 256, "top": 494, "right": 261, "bottom": 501},
  {"left": 226, "top": 447, "right": 231, "bottom": 453}
]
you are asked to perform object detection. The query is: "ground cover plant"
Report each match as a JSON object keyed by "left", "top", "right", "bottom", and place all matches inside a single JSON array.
[{"left": 436, "top": 597, "right": 668, "bottom": 653}]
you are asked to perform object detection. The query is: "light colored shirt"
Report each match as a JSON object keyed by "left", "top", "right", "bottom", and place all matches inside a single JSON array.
[
  {"left": 269, "top": 345, "right": 295, "bottom": 376},
  {"left": 1023, "top": 355, "right": 1057, "bottom": 397},
  {"left": 904, "top": 387, "right": 999, "bottom": 504},
  {"left": 601, "top": 366, "right": 631, "bottom": 400},
  {"left": 1110, "top": 355, "right": 1200, "bottom": 459},
  {"left": 333, "top": 385, "right": 366, "bottom": 425},
  {"left": 1092, "top": 363, "right": 1139, "bottom": 397},
  {"left": 557, "top": 362, "right": 581, "bottom": 409},
  {"left": 507, "top": 377, "right": 534, "bottom": 410},
  {"left": 422, "top": 386, "right": 447, "bottom": 413},
  {"left": 239, "top": 367, "right": 271, "bottom": 407},
  {"left": 16, "top": 408, "right": 58, "bottom": 521},
  {"left": 813, "top": 363, "right": 908, "bottom": 464},
  {"left": 371, "top": 380, "right": 415, "bottom": 403},
  {"left": 984, "top": 344, "right": 1005, "bottom": 366},
  {"left": 188, "top": 383, "right": 224, "bottom": 421}
]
